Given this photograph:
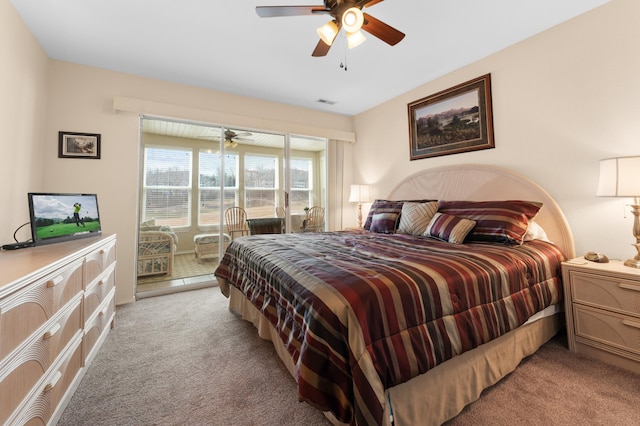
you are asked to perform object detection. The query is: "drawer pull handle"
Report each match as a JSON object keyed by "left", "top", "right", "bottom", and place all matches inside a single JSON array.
[
  {"left": 44, "top": 371, "right": 62, "bottom": 393},
  {"left": 99, "top": 310, "right": 105, "bottom": 317},
  {"left": 618, "top": 283, "right": 640, "bottom": 292},
  {"left": 98, "top": 280, "right": 104, "bottom": 286},
  {"left": 100, "top": 249, "right": 105, "bottom": 254},
  {"left": 46, "top": 276, "right": 64, "bottom": 288},
  {"left": 622, "top": 319, "right": 640, "bottom": 330},
  {"left": 43, "top": 323, "right": 61, "bottom": 340}
]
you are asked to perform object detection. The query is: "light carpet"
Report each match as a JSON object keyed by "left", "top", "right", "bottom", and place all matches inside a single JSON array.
[{"left": 58, "top": 287, "right": 640, "bottom": 425}]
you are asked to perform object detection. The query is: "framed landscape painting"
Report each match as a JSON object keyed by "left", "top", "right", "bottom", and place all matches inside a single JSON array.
[
  {"left": 408, "top": 74, "right": 494, "bottom": 160},
  {"left": 58, "top": 131, "right": 101, "bottom": 159}
]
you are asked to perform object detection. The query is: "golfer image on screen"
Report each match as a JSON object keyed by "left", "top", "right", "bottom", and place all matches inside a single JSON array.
[{"left": 73, "top": 202, "right": 86, "bottom": 227}]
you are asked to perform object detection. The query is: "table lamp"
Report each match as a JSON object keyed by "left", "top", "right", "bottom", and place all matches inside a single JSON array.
[
  {"left": 349, "top": 184, "right": 371, "bottom": 228},
  {"left": 597, "top": 156, "right": 640, "bottom": 268}
]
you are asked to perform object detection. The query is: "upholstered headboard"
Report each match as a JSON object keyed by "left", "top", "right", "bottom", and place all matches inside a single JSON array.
[{"left": 388, "top": 164, "right": 575, "bottom": 258}]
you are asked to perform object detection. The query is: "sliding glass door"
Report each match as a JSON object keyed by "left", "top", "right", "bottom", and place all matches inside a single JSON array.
[{"left": 136, "top": 117, "right": 327, "bottom": 296}]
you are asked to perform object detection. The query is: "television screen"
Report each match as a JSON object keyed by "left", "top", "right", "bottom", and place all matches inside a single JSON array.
[{"left": 28, "top": 193, "right": 102, "bottom": 245}]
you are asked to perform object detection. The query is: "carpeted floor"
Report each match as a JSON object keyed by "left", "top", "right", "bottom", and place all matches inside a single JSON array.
[{"left": 58, "top": 287, "right": 640, "bottom": 426}]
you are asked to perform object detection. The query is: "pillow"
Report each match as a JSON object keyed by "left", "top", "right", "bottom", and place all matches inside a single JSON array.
[
  {"left": 424, "top": 212, "right": 476, "bottom": 244},
  {"left": 369, "top": 212, "right": 400, "bottom": 234},
  {"left": 363, "top": 199, "right": 435, "bottom": 231},
  {"left": 140, "top": 219, "right": 156, "bottom": 228},
  {"left": 397, "top": 201, "right": 439, "bottom": 236},
  {"left": 363, "top": 200, "right": 405, "bottom": 231},
  {"left": 524, "top": 220, "right": 551, "bottom": 242},
  {"left": 437, "top": 200, "right": 542, "bottom": 245}
]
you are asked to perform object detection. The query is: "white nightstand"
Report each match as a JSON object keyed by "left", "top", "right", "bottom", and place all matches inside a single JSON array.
[{"left": 561, "top": 258, "right": 640, "bottom": 373}]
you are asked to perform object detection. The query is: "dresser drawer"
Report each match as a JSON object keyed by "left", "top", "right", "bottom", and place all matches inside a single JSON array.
[
  {"left": 10, "top": 334, "right": 83, "bottom": 426},
  {"left": 574, "top": 304, "right": 640, "bottom": 357},
  {"left": 84, "top": 289, "right": 115, "bottom": 364},
  {"left": 0, "top": 296, "right": 82, "bottom": 425},
  {"left": 0, "top": 259, "right": 84, "bottom": 361},
  {"left": 85, "top": 239, "right": 117, "bottom": 287},
  {"left": 569, "top": 270, "right": 640, "bottom": 318},
  {"left": 84, "top": 263, "right": 116, "bottom": 320}
]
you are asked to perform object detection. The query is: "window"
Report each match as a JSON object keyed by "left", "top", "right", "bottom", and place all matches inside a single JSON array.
[
  {"left": 141, "top": 120, "right": 327, "bottom": 234},
  {"left": 290, "top": 157, "right": 312, "bottom": 212},
  {"left": 142, "top": 146, "right": 192, "bottom": 227},
  {"left": 198, "top": 150, "right": 239, "bottom": 226},
  {"left": 244, "top": 154, "right": 278, "bottom": 218}
]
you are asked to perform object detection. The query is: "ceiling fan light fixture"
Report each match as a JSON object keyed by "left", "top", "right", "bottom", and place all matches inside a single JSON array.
[
  {"left": 317, "top": 20, "right": 339, "bottom": 46},
  {"left": 346, "top": 30, "right": 366, "bottom": 49},
  {"left": 342, "top": 7, "right": 364, "bottom": 32}
]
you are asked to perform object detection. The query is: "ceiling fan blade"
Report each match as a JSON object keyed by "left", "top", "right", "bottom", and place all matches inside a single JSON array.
[
  {"left": 361, "top": 12, "right": 405, "bottom": 46},
  {"left": 312, "top": 39, "right": 332, "bottom": 57},
  {"left": 256, "top": 6, "right": 330, "bottom": 18}
]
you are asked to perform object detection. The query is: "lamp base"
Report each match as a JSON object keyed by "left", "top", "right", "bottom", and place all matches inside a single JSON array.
[{"left": 623, "top": 243, "right": 640, "bottom": 268}]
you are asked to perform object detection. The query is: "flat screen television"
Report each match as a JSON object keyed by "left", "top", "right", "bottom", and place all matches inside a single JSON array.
[{"left": 28, "top": 193, "right": 102, "bottom": 245}]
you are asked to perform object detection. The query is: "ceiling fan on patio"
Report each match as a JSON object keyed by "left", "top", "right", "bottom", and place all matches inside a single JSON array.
[
  {"left": 222, "top": 130, "right": 253, "bottom": 148},
  {"left": 199, "top": 129, "right": 253, "bottom": 148},
  {"left": 256, "top": 0, "right": 405, "bottom": 57}
]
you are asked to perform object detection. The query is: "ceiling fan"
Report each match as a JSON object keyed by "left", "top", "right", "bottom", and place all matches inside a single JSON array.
[
  {"left": 256, "top": 0, "right": 405, "bottom": 57},
  {"left": 199, "top": 129, "right": 253, "bottom": 148},
  {"left": 222, "top": 130, "right": 253, "bottom": 148}
]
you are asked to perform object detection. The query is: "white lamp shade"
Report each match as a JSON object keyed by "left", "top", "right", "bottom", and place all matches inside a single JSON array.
[
  {"left": 342, "top": 7, "right": 364, "bottom": 33},
  {"left": 349, "top": 184, "right": 371, "bottom": 203},
  {"left": 597, "top": 156, "right": 640, "bottom": 197},
  {"left": 346, "top": 30, "right": 366, "bottom": 49},
  {"left": 317, "top": 21, "right": 339, "bottom": 46}
]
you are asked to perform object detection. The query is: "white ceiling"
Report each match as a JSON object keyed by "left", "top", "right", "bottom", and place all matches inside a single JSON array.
[{"left": 11, "top": 0, "right": 609, "bottom": 116}]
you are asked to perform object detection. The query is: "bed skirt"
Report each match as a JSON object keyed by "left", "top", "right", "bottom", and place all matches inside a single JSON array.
[{"left": 222, "top": 280, "right": 563, "bottom": 426}]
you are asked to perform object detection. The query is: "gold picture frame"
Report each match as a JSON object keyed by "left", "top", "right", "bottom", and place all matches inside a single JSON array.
[{"left": 408, "top": 74, "right": 494, "bottom": 160}]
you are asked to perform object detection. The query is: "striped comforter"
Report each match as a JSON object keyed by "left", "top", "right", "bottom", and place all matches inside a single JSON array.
[{"left": 214, "top": 230, "right": 566, "bottom": 425}]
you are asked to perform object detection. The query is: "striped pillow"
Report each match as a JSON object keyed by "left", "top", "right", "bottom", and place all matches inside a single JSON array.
[
  {"left": 437, "top": 200, "right": 542, "bottom": 244},
  {"left": 369, "top": 212, "right": 400, "bottom": 234},
  {"left": 363, "top": 200, "right": 405, "bottom": 231},
  {"left": 425, "top": 212, "right": 476, "bottom": 244},
  {"left": 363, "top": 199, "right": 435, "bottom": 231},
  {"left": 397, "top": 201, "right": 439, "bottom": 236}
]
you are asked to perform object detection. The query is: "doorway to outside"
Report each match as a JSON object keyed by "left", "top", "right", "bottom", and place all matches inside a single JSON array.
[{"left": 136, "top": 117, "right": 328, "bottom": 298}]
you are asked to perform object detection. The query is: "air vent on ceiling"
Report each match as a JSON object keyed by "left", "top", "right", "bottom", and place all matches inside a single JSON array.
[{"left": 317, "top": 99, "right": 337, "bottom": 105}]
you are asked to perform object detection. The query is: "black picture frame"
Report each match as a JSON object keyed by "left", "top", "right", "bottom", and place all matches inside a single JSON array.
[
  {"left": 408, "top": 74, "right": 494, "bottom": 160},
  {"left": 58, "top": 131, "right": 101, "bottom": 159}
]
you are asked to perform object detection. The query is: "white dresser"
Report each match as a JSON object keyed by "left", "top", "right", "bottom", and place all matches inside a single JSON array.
[{"left": 0, "top": 234, "right": 116, "bottom": 425}]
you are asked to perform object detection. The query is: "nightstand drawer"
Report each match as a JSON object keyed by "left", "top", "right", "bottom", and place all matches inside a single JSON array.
[
  {"left": 574, "top": 304, "right": 640, "bottom": 356},
  {"left": 569, "top": 271, "right": 640, "bottom": 318}
]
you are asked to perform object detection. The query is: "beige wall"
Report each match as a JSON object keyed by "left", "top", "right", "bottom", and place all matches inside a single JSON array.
[
  {"left": 352, "top": 0, "right": 640, "bottom": 262},
  {"left": 0, "top": 0, "right": 49, "bottom": 240}
]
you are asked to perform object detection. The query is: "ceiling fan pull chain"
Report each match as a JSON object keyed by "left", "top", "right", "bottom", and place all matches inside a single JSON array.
[{"left": 340, "top": 36, "right": 348, "bottom": 71}]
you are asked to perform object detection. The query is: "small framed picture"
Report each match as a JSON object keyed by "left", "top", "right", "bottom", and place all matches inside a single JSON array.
[
  {"left": 58, "top": 131, "right": 101, "bottom": 159},
  {"left": 408, "top": 74, "right": 494, "bottom": 160}
]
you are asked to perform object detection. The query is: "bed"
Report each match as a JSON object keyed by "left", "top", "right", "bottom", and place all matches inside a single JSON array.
[{"left": 214, "top": 164, "right": 575, "bottom": 426}]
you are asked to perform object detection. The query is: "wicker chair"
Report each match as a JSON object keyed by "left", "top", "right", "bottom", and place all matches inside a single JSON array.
[
  {"left": 303, "top": 206, "right": 325, "bottom": 232},
  {"left": 225, "top": 207, "right": 250, "bottom": 240}
]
